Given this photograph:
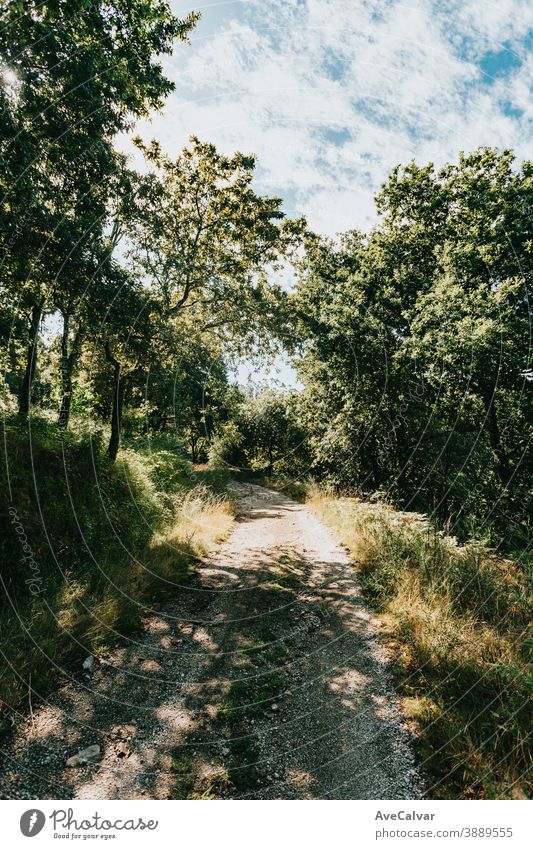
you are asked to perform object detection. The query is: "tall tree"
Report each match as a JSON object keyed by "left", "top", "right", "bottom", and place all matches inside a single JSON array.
[
  {"left": 0, "top": 0, "right": 198, "bottom": 415},
  {"left": 88, "top": 264, "right": 155, "bottom": 462},
  {"left": 294, "top": 148, "right": 532, "bottom": 539},
  {"left": 129, "top": 137, "right": 305, "bottom": 343}
]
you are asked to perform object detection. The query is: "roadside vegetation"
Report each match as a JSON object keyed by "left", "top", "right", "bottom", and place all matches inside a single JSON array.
[
  {"left": 0, "top": 419, "right": 233, "bottom": 723},
  {"left": 0, "top": 1, "right": 297, "bottom": 730},
  {"left": 1, "top": 0, "right": 531, "bottom": 802},
  {"left": 308, "top": 490, "right": 532, "bottom": 800}
]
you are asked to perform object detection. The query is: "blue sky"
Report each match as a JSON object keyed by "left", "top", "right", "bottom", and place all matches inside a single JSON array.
[
  {"left": 124, "top": 0, "right": 533, "bottom": 236},
  {"left": 122, "top": 0, "right": 532, "bottom": 385}
]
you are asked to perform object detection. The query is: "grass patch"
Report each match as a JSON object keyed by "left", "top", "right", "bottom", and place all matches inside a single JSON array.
[
  {"left": 215, "top": 663, "right": 286, "bottom": 793},
  {"left": 0, "top": 419, "right": 233, "bottom": 721},
  {"left": 170, "top": 752, "right": 196, "bottom": 799},
  {"left": 196, "top": 769, "right": 230, "bottom": 799},
  {"left": 267, "top": 554, "right": 302, "bottom": 590},
  {"left": 217, "top": 670, "right": 283, "bottom": 723},
  {"left": 227, "top": 733, "right": 261, "bottom": 792},
  {"left": 309, "top": 493, "right": 532, "bottom": 800}
]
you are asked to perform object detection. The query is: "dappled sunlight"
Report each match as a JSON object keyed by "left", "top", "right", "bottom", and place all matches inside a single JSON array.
[
  {"left": 326, "top": 667, "right": 372, "bottom": 699},
  {"left": 285, "top": 766, "right": 317, "bottom": 794},
  {"left": 154, "top": 704, "right": 194, "bottom": 733},
  {"left": 191, "top": 627, "right": 218, "bottom": 652},
  {"left": 0, "top": 482, "right": 420, "bottom": 800},
  {"left": 140, "top": 659, "right": 163, "bottom": 673},
  {"left": 27, "top": 705, "right": 74, "bottom": 742}
]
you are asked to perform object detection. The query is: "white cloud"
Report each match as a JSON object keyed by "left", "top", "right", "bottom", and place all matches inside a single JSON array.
[
  {"left": 123, "top": 0, "right": 533, "bottom": 235},
  {"left": 446, "top": 0, "right": 533, "bottom": 50}
]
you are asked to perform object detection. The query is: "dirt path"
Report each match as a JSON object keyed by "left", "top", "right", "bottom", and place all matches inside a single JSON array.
[{"left": 0, "top": 483, "right": 422, "bottom": 800}]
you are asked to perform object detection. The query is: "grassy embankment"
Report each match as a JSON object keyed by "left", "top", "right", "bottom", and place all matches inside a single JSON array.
[
  {"left": 306, "top": 491, "right": 531, "bottom": 800},
  {"left": 0, "top": 419, "right": 233, "bottom": 727},
  {"left": 263, "top": 474, "right": 531, "bottom": 798}
]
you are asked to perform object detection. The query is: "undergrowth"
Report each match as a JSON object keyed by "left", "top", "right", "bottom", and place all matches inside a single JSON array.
[
  {"left": 309, "top": 493, "right": 532, "bottom": 800},
  {"left": 0, "top": 417, "right": 233, "bottom": 724}
]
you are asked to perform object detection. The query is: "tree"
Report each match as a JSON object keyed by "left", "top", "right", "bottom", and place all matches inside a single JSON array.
[
  {"left": 403, "top": 149, "right": 532, "bottom": 489},
  {"left": 129, "top": 137, "right": 305, "bottom": 345},
  {"left": 210, "top": 390, "right": 307, "bottom": 474},
  {"left": 293, "top": 148, "right": 532, "bottom": 540},
  {"left": 0, "top": 0, "right": 198, "bottom": 415},
  {"left": 54, "top": 158, "right": 138, "bottom": 429},
  {"left": 131, "top": 317, "right": 232, "bottom": 461}
]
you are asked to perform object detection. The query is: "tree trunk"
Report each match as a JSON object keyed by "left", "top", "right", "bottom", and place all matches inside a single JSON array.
[
  {"left": 58, "top": 372, "right": 74, "bottom": 430},
  {"left": 18, "top": 298, "right": 44, "bottom": 416},
  {"left": 190, "top": 436, "right": 198, "bottom": 463},
  {"left": 481, "top": 388, "right": 511, "bottom": 486},
  {"left": 57, "top": 315, "right": 84, "bottom": 430},
  {"left": 106, "top": 342, "right": 125, "bottom": 463},
  {"left": 370, "top": 452, "right": 384, "bottom": 489}
]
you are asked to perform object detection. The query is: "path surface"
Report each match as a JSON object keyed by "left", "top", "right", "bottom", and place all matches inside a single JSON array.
[{"left": 0, "top": 483, "right": 421, "bottom": 799}]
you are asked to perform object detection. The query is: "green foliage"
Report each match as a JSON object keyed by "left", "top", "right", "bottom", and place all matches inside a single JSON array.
[
  {"left": 210, "top": 389, "right": 309, "bottom": 475},
  {"left": 0, "top": 421, "right": 231, "bottom": 714},
  {"left": 294, "top": 148, "right": 532, "bottom": 546},
  {"left": 170, "top": 753, "right": 196, "bottom": 799},
  {"left": 0, "top": 0, "right": 198, "bottom": 422},
  {"left": 129, "top": 137, "right": 305, "bottom": 350}
]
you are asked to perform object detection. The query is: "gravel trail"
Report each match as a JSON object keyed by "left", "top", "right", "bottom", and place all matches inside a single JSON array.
[{"left": 0, "top": 483, "right": 422, "bottom": 800}]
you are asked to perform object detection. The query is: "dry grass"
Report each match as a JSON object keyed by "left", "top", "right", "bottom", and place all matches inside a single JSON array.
[
  {"left": 309, "top": 492, "right": 532, "bottom": 800},
  {"left": 145, "top": 486, "right": 234, "bottom": 597},
  {"left": 162, "top": 487, "right": 233, "bottom": 552},
  {"left": 0, "top": 422, "right": 234, "bottom": 720}
]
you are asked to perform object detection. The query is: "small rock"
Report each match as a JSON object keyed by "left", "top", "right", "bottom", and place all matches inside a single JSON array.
[
  {"left": 115, "top": 743, "right": 131, "bottom": 760},
  {"left": 66, "top": 744, "right": 101, "bottom": 767},
  {"left": 82, "top": 655, "right": 95, "bottom": 672}
]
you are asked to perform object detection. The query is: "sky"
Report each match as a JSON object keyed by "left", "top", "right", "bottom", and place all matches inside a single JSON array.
[
  {"left": 127, "top": 0, "right": 533, "bottom": 235},
  {"left": 123, "top": 0, "right": 533, "bottom": 385}
]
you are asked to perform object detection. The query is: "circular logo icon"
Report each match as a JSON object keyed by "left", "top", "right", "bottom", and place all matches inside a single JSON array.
[{"left": 20, "top": 809, "right": 46, "bottom": 837}]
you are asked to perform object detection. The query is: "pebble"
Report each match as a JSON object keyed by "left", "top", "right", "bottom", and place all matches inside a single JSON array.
[{"left": 66, "top": 744, "right": 101, "bottom": 767}]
